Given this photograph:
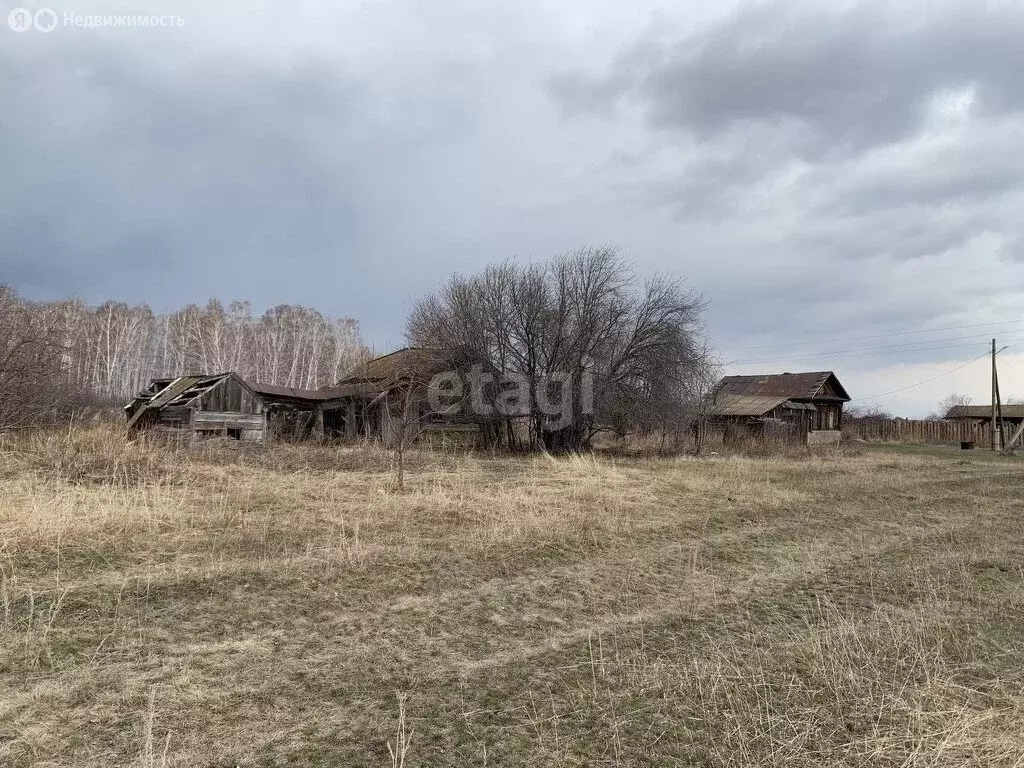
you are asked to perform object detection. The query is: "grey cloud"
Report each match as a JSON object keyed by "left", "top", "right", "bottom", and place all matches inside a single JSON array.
[
  {"left": 552, "top": 1, "right": 1024, "bottom": 158},
  {"left": 815, "top": 131, "right": 1024, "bottom": 217},
  {"left": 0, "top": 33, "right": 484, "bottom": 343},
  {"left": 1, "top": 45, "right": 367, "bottom": 286},
  {"left": 546, "top": 0, "right": 1024, "bottom": 354}
]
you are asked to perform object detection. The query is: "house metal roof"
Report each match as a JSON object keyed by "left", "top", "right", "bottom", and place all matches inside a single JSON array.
[
  {"left": 248, "top": 382, "right": 342, "bottom": 401},
  {"left": 715, "top": 371, "right": 850, "bottom": 401}
]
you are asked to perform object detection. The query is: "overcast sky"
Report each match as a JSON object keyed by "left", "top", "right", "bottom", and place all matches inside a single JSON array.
[{"left": 4, "top": 0, "right": 1024, "bottom": 415}]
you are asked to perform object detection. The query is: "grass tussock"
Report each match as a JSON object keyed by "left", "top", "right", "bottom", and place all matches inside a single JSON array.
[{"left": 0, "top": 425, "right": 1022, "bottom": 766}]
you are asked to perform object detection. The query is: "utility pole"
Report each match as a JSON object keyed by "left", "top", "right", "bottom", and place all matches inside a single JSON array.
[
  {"left": 995, "top": 340, "right": 1006, "bottom": 451},
  {"left": 992, "top": 338, "right": 1006, "bottom": 451},
  {"left": 987, "top": 342, "right": 995, "bottom": 450}
]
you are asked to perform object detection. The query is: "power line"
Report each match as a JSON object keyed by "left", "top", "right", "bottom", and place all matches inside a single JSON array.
[
  {"left": 849, "top": 351, "right": 991, "bottom": 402},
  {"left": 722, "top": 327, "right": 1024, "bottom": 360},
  {"left": 724, "top": 335, "right": 1024, "bottom": 367},
  {"left": 997, "top": 355, "right": 1024, "bottom": 380},
  {"left": 765, "top": 328, "right": 1024, "bottom": 356},
  {"left": 720, "top": 319, "right": 1024, "bottom": 353}
]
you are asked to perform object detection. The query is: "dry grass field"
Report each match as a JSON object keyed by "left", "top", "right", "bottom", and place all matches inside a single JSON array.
[{"left": 1, "top": 428, "right": 1023, "bottom": 767}]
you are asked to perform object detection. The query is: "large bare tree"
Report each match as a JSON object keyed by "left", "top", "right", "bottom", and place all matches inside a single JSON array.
[{"left": 407, "top": 247, "right": 710, "bottom": 452}]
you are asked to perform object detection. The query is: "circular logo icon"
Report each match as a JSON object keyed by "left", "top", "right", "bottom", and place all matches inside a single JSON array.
[
  {"left": 34, "top": 8, "right": 57, "bottom": 32},
  {"left": 8, "top": 7, "right": 33, "bottom": 31}
]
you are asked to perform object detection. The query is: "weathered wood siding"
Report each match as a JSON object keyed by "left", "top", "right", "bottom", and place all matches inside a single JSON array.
[
  {"left": 193, "top": 411, "right": 265, "bottom": 431},
  {"left": 813, "top": 402, "right": 842, "bottom": 430},
  {"left": 195, "top": 375, "right": 264, "bottom": 414},
  {"left": 155, "top": 406, "right": 189, "bottom": 430}
]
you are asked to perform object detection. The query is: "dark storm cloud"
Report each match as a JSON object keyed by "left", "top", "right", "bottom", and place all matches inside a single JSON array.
[
  {"left": 0, "top": 44, "right": 368, "bottom": 298},
  {"left": 0, "top": 14, "right": 525, "bottom": 346},
  {"left": 548, "top": 0, "right": 1024, "bottom": 239},
  {"left": 551, "top": 1, "right": 1024, "bottom": 158},
  {"left": 545, "top": 0, "right": 1024, "bottom": 389}
]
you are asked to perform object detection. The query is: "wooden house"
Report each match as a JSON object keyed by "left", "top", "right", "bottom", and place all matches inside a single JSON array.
[{"left": 708, "top": 371, "right": 851, "bottom": 444}]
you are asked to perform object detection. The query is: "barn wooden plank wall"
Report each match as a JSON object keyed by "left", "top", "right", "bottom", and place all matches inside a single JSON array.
[{"left": 845, "top": 420, "right": 988, "bottom": 443}]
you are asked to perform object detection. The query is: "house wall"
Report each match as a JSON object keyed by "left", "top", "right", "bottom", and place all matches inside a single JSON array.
[
  {"left": 811, "top": 377, "right": 846, "bottom": 430},
  {"left": 715, "top": 414, "right": 804, "bottom": 442},
  {"left": 192, "top": 411, "right": 265, "bottom": 432}
]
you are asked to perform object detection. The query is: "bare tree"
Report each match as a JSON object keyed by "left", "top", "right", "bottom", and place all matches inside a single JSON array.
[
  {"left": 407, "top": 247, "right": 709, "bottom": 452},
  {"left": 845, "top": 401, "right": 894, "bottom": 424},
  {"left": 359, "top": 355, "right": 463, "bottom": 491},
  {"left": 0, "top": 286, "right": 87, "bottom": 427},
  {"left": 651, "top": 353, "right": 719, "bottom": 454},
  {"left": 375, "top": 381, "right": 424, "bottom": 492},
  {"left": 928, "top": 392, "right": 974, "bottom": 420}
]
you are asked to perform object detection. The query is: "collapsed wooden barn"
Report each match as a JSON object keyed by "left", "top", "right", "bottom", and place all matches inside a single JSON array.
[
  {"left": 125, "top": 373, "right": 268, "bottom": 439},
  {"left": 707, "top": 371, "right": 851, "bottom": 445},
  {"left": 124, "top": 348, "right": 477, "bottom": 445}
]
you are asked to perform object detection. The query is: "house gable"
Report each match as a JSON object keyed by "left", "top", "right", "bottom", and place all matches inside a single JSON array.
[{"left": 814, "top": 372, "right": 851, "bottom": 402}]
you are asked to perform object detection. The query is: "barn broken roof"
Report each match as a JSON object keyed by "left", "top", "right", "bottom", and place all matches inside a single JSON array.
[
  {"left": 714, "top": 371, "right": 850, "bottom": 401},
  {"left": 339, "top": 347, "right": 447, "bottom": 384},
  {"left": 125, "top": 373, "right": 248, "bottom": 429}
]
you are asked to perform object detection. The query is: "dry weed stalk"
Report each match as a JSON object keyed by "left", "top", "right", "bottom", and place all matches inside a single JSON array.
[{"left": 387, "top": 692, "right": 413, "bottom": 768}]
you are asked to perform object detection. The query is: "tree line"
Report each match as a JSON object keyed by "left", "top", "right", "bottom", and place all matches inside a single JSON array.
[
  {"left": 0, "top": 285, "right": 368, "bottom": 427},
  {"left": 3, "top": 248, "right": 715, "bottom": 449}
]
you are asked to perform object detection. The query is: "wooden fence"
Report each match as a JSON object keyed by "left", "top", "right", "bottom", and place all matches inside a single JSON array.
[{"left": 845, "top": 420, "right": 989, "bottom": 444}]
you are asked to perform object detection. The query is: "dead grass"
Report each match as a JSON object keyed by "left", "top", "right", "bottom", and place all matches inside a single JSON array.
[{"left": 0, "top": 426, "right": 1022, "bottom": 766}]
